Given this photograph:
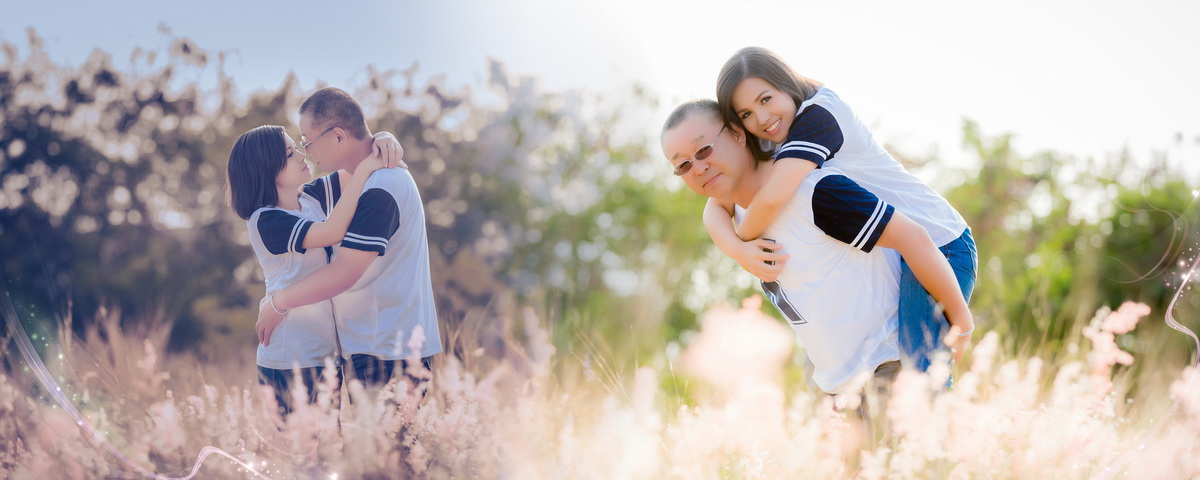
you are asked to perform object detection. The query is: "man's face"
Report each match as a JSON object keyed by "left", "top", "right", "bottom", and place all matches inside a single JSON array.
[
  {"left": 298, "top": 113, "right": 338, "bottom": 171},
  {"left": 661, "top": 114, "right": 747, "bottom": 199}
]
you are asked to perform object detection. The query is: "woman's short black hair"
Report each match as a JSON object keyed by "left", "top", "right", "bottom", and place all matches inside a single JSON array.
[{"left": 227, "top": 125, "right": 287, "bottom": 220}]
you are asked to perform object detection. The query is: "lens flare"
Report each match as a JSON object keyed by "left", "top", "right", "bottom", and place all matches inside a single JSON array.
[
  {"left": 1091, "top": 241, "right": 1200, "bottom": 480},
  {"left": 2, "top": 289, "right": 273, "bottom": 480}
]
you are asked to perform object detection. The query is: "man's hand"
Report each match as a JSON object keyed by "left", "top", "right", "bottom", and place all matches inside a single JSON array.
[
  {"left": 256, "top": 295, "right": 286, "bottom": 347},
  {"left": 732, "top": 239, "right": 788, "bottom": 283}
]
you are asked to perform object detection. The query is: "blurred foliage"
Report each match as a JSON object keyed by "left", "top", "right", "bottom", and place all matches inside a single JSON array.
[
  {"left": 0, "top": 28, "right": 1196, "bottom": 374},
  {"left": 940, "top": 120, "right": 1199, "bottom": 366},
  {"left": 0, "top": 30, "right": 245, "bottom": 352}
]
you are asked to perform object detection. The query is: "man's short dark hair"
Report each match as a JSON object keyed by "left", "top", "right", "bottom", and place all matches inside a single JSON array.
[
  {"left": 299, "top": 87, "right": 370, "bottom": 140},
  {"left": 661, "top": 99, "right": 723, "bottom": 138}
]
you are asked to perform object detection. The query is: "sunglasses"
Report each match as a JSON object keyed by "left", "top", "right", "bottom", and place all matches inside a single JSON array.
[{"left": 673, "top": 124, "right": 726, "bottom": 176}]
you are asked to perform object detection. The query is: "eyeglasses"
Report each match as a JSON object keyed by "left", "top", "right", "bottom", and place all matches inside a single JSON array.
[
  {"left": 300, "top": 126, "right": 337, "bottom": 151},
  {"left": 673, "top": 125, "right": 726, "bottom": 176}
]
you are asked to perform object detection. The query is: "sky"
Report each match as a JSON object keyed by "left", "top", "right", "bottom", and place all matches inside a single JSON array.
[{"left": 3, "top": 0, "right": 1199, "bottom": 181}]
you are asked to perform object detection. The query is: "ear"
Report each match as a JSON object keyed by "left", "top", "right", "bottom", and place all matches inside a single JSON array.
[
  {"left": 332, "top": 127, "right": 348, "bottom": 145},
  {"left": 728, "top": 124, "right": 748, "bottom": 147}
]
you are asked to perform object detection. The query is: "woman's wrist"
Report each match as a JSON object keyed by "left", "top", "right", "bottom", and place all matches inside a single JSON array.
[
  {"left": 949, "top": 319, "right": 975, "bottom": 337},
  {"left": 270, "top": 290, "right": 291, "bottom": 313},
  {"left": 946, "top": 308, "right": 974, "bottom": 335}
]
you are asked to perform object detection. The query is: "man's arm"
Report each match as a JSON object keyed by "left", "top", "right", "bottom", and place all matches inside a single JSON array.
[
  {"left": 703, "top": 197, "right": 787, "bottom": 282},
  {"left": 703, "top": 196, "right": 741, "bottom": 254},
  {"left": 257, "top": 179, "right": 400, "bottom": 346},
  {"left": 256, "top": 248, "right": 377, "bottom": 346}
]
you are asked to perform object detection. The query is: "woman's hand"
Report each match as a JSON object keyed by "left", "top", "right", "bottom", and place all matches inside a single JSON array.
[
  {"left": 732, "top": 239, "right": 788, "bottom": 283},
  {"left": 256, "top": 295, "right": 287, "bottom": 347},
  {"left": 944, "top": 313, "right": 976, "bottom": 364},
  {"left": 358, "top": 149, "right": 388, "bottom": 175},
  {"left": 371, "top": 131, "right": 406, "bottom": 169}
]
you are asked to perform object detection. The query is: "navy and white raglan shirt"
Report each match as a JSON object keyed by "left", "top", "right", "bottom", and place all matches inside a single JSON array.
[
  {"left": 310, "top": 168, "right": 442, "bottom": 361},
  {"left": 774, "top": 87, "right": 968, "bottom": 247},
  {"left": 247, "top": 175, "right": 341, "bottom": 369},
  {"left": 300, "top": 171, "right": 342, "bottom": 225},
  {"left": 735, "top": 166, "right": 902, "bottom": 394}
]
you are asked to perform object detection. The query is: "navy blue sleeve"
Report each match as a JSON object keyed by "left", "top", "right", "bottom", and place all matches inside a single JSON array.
[
  {"left": 811, "top": 175, "right": 894, "bottom": 253},
  {"left": 341, "top": 188, "right": 399, "bottom": 255},
  {"left": 256, "top": 210, "right": 314, "bottom": 255},
  {"left": 301, "top": 171, "right": 342, "bottom": 216},
  {"left": 776, "top": 105, "right": 843, "bottom": 167}
]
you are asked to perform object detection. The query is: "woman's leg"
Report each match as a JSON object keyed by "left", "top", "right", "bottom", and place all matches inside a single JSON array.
[
  {"left": 258, "top": 366, "right": 293, "bottom": 420},
  {"left": 945, "top": 228, "right": 978, "bottom": 304},
  {"left": 897, "top": 261, "right": 940, "bottom": 372},
  {"left": 897, "top": 229, "right": 978, "bottom": 373}
]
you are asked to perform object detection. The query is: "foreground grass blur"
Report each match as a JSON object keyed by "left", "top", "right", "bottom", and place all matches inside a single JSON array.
[{"left": 1, "top": 297, "right": 1197, "bottom": 479}]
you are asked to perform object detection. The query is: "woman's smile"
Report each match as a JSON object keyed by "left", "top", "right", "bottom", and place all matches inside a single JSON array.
[{"left": 765, "top": 118, "right": 782, "bottom": 137}]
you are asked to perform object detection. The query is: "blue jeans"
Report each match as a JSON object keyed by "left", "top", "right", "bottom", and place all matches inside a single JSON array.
[
  {"left": 258, "top": 364, "right": 339, "bottom": 419},
  {"left": 347, "top": 354, "right": 433, "bottom": 394},
  {"left": 898, "top": 228, "right": 978, "bottom": 373},
  {"left": 259, "top": 355, "right": 435, "bottom": 417}
]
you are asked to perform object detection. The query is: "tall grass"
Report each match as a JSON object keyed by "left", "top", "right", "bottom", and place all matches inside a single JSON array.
[{"left": 1, "top": 297, "right": 1197, "bottom": 479}]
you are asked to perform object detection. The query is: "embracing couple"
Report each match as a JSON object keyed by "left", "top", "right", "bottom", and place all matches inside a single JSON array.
[
  {"left": 663, "top": 47, "right": 979, "bottom": 397},
  {"left": 226, "top": 87, "right": 441, "bottom": 420}
]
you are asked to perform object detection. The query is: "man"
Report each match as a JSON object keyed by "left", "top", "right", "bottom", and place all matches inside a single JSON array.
[
  {"left": 258, "top": 87, "right": 442, "bottom": 392},
  {"left": 661, "top": 99, "right": 971, "bottom": 395}
]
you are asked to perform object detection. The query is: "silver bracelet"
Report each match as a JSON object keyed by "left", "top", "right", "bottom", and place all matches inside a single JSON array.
[
  {"left": 269, "top": 293, "right": 288, "bottom": 315},
  {"left": 957, "top": 326, "right": 975, "bottom": 337}
]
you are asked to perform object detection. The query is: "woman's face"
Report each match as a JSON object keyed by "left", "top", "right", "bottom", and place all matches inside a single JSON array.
[
  {"left": 731, "top": 76, "right": 798, "bottom": 145},
  {"left": 275, "top": 133, "right": 312, "bottom": 191}
]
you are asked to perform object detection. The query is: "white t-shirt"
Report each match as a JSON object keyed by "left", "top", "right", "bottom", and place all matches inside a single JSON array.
[
  {"left": 737, "top": 166, "right": 901, "bottom": 393},
  {"left": 774, "top": 87, "right": 967, "bottom": 247},
  {"left": 312, "top": 168, "right": 443, "bottom": 360},
  {"left": 247, "top": 184, "right": 339, "bottom": 369}
]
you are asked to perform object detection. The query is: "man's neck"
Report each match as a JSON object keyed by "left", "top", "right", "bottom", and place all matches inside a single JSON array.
[
  {"left": 341, "top": 138, "right": 375, "bottom": 175},
  {"left": 730, "top": 161, "right": 772, "bottom": 208}
]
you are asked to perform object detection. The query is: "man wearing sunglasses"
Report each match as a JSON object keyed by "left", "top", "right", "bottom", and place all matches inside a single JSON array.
[
  {"left": 661, "top": 99, "right": 965, "bottom": 398},
  {"left": 258, "top": 87, "right": 442, "bottom": 396}
]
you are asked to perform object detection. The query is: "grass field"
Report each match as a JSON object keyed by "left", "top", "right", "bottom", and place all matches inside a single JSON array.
[{"left": 2, "top": 295, "right": 1198, "bottom": 479}]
